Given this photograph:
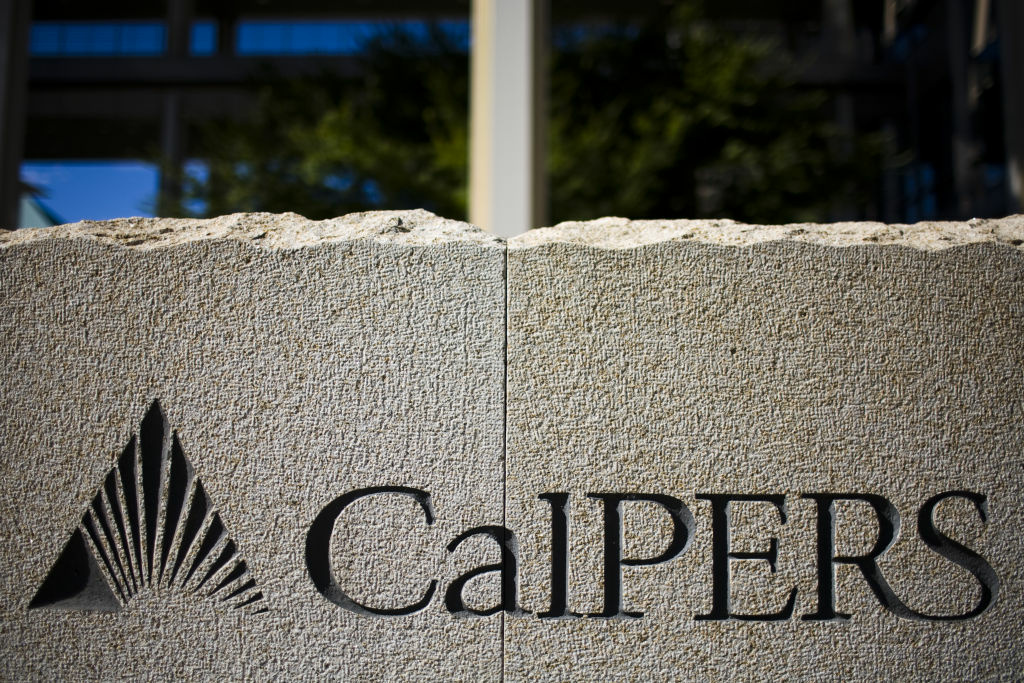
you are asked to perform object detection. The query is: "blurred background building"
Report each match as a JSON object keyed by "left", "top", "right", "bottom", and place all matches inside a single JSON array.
[{"left": 1, "top": 0, "right": 1021, "bottom": 234}]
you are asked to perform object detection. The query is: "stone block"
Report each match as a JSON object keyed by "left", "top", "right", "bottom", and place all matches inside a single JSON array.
[
  {"left": 4, "top": 211, "right": 1024, "bottom": 680},
  {"left": 506, "top": 217, "right": 1024, "bottom": 680},
  {"left": 0, "top": 211, "right": 506, "bottom": 680}
]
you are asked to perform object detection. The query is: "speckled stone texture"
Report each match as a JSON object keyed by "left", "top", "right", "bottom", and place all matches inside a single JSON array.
[
  {"left": 506, "top": 217, "right": 1024, "bottom": 681},
  {"left": 4, "top": 213, "right": 1024, "bottom": 681},
  {"left": 0, "top": 211, "right": 506, "bottom": 680}
]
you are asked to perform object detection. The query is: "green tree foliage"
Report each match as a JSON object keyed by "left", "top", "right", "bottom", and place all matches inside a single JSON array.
[
  {"left": 549, "top": 5, "right": 879, "bottom": 223},
  {"left": 178, "top": 3, "right": 879, "bottom": 224},
  {"left": 180, "top": 27, "right": 468, "bottom": 219}
]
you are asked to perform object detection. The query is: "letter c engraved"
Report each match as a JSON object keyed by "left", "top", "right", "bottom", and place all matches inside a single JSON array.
[{"left": 306, "top": 486, "right": 437, "bottom": 616}]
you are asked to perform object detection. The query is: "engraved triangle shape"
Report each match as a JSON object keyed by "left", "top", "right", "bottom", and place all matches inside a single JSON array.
[
  {"left": 29, "top": 400, "right": 267, "bottom": 615},
  {"left": 28, "top": 528, "right": 122, "bottom": 611}
]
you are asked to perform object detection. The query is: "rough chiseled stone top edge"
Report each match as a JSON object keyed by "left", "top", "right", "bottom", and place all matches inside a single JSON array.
[
  {"left": 4, "top": 212, "right": 1024, "bottom": 252},
  {"left": 0, "top": 209, "right": 503, "bottom": 250},
  {"left": 508, "top": 215, "right": 1024, "bottom": 251}
]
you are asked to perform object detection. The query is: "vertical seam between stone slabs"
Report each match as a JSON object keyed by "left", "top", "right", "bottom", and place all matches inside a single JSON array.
[{"left": 501, "top": 242, "right": 508, "bottom": 683}]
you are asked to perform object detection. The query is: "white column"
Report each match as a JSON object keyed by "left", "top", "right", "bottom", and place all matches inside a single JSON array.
[{"left": 470, "top": 0, "right": 547, "bottom": 238}]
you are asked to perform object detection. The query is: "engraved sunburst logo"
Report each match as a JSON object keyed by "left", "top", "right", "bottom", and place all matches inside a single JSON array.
[{"left": 29, "top": 400, "right": 267, "bottom": 615}]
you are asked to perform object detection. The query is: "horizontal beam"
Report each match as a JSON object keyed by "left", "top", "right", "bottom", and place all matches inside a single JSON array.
[
  {"left": 25, "top": 117, "right": 159, "bottom": 159},
  {"left": 29, "top": 54, "right": 903, "bottom": 98},
  {"left": 29, "top": 55, "right": 361, "bottom": 88},
  {"left": 28, "top": 88, "right": 254, "bottom": 120},
  {"left": 793, "top": 60, "right": 906, "bottom": 89}
]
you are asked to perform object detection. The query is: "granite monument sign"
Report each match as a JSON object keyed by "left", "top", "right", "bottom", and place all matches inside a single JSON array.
[{"left": 1, "top": 212, "right": 1021, "bottom": 679}]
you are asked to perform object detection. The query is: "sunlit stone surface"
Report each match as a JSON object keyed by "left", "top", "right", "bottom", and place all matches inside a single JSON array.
[
  {"left": 2, "top": 212, "right": 1024, "bottom": 680},
  {"left": 0, "top": 211, "right": 506, "bottom": 680},
  {"left": 506, "top": 216, "right": 1024, "bottom": 680}
]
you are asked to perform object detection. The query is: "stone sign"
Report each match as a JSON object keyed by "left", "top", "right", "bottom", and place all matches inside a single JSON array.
[
  {"left": 506, "top": 217, "right": 1024, "bottom": 680},
  {"left": 0, "top": 211, "right": 507, "bottom": 679},
  {"left": 1, "top": 212, "right": 1022, "bottom": 680}
]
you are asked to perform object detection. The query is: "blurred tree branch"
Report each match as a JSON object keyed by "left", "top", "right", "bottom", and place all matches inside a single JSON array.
[{"left": 171, "top": 2, "right": 881, "bottom": 225}]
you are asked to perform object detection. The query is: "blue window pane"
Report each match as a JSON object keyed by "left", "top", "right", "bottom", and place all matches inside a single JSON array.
[
  {"left": 238, "top": 22, "right": 285, "bottom": 54},
  {"left": 343, "top": 22, "right": 378, "bottom": 52},
  {"left": 348, "top": 23, "right": 370, "bottom": 49},
  {"left": 236, "top": 19, "right": 469, "bottom": 56},
  {"left": 120, "top": 24, "right": 165, "bottom": 55},
  {"left": 191, "top": 21, "right": 217, "bottom": 55},
  {"left": 30, "top": 25, "right": 62, "bottom": 55},
  {"left": 32, "top": 18, "right": 470, "bottom": 57},
  {"left": 63, "top": 25, "right": 98, "bottom": 54},
  {"left": 308, "top": 23, "right": 334, "bottom": 52},
  {"left": 921, "top": 195, "right": 937, "bottom": 218},
  {"left": 90, "top": 25, "right": 118, "bottom": 53},
  {"left": 31, "top": 22, "right": 165, "bottom": 56},
  {"left": 438, "top": 20, "right": 470, "bottom": 50}
]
